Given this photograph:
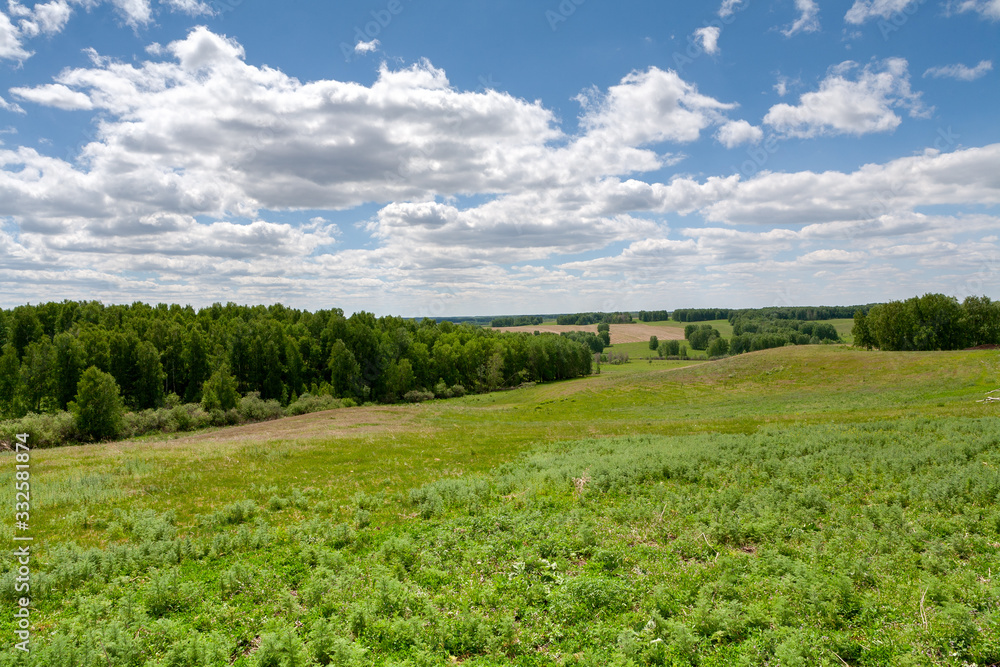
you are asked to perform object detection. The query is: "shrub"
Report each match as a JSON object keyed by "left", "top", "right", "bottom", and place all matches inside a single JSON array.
[
  {"left": 0, "top": 410, "right": 79, "bottom": 448},
  {"left": 309, "top": 618, "right": 366, "bottom": 666},
  {"left": 254, "top": 629, "right": 311, "bottom": 667},
  {"left": 162, "top": 634, "right": 230, "bottom": 667},
  {"left": 239, "top": 392, "right": 284, "bottom": 422},
  {"left": 707, "top": 337, "right": 730, "bottom": 358},
  {"left": 204, "top": 500, "right": 258, "bottom": 527},
  {"left": 403, "top": 390, "right": 435, "bottom": 403},
  {"left": 287, "top": 393, "right": 342, "bottom": 416}
]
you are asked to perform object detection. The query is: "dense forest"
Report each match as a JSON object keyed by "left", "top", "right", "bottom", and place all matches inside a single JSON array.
[
  {"left": 556, "top": 312, "right": 634, "bottom": 325},
  {"left": 0, "top": 301, "right": 593, "bottom": 444},
  {"left": 490, "top": 316, "right": 544, "bottom": 327},
  {"left": 727, "top": 305, "right": 869, "bottom": 323},
  {"left": 672, "top": 305, "right": 869, "bottom": 323},
  {"left": 671, "top": 308, "right": 732, "bottom": 322},
  {"left": 852, "top": 294, "right": 1000, "bottom": 351}
]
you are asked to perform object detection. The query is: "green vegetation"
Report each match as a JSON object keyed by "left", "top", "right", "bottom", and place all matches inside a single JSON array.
[
  {"left": 636, "top": 310, "right": 670, "bottom": 322},
  {"left": 671, "top": 308, "right": 733, "bottom": 322},
  {"left": 684, "top": 324, "right": 724, "bottom": 351},
  {"left": 0, "top": 302, "right": 594, "bottom": 447},
  {"left": 556, "top": 312, "right": 633, "bottom": 325},
  {"left": 728, "top": 316, "right": 840, "bottom": 354},
  {"left": 854, "top": 293, "right": 1000, "bottom": 351},
  {"left": 490, "top": 316, "right": 544, "bottom": 328},
  {"left": 2, "top": 341, "right": 1000, "bottom": 665},
  {"left": 69, "top": 367, "right": 125, "bottom": 441},
  {"left": 560, "top": 330, "right": 606, "bottom": 354}
]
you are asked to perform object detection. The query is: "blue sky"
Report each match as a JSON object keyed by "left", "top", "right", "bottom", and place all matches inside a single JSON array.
[{"left": 0, "top": 0, "right": 998, "bottom": 316}]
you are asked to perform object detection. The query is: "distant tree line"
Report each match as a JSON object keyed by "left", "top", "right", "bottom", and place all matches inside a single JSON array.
[
  {"left": 672, "top": 309, "right": 732, "bottom": 322},
  {"left": 491, "top": 316, "right": 544, "bottom": 327},
  {"left": 852, "top": 294, "right": 1000, "bottom": 351},
  {"left": 556, "top": 312, "right": 633, "bottom": 325},
  {"left": 728, "top": 305, "right": 871, "bottom": 323},
  {"left": 0, "top": 301, "right": 593, "bottom": 443},
  {"left": 672, "top": 306, "right": 870, "bottom": 324},
  {"left": 637, "top": 310, "right": 670, "bottom": 322}
]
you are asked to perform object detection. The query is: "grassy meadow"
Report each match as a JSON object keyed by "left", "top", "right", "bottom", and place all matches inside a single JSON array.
[{"left": 2, "top": 345, "right": 999, "bottom": 665}]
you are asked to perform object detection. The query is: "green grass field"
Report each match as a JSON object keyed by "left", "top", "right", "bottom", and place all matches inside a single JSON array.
[{"left": 2, "top": 345, "right": 999, "bottom": 665}]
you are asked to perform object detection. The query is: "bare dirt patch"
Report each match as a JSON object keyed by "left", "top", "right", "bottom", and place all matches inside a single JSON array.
[
  {"left": 78, "top": 406, "right": 426, "bottom": 459},
  {"left": 178, "top": 406, "right": 420, "bottom": 445},
  {"left": 491, "top": 323, "right": 685, "bottom": 344}
]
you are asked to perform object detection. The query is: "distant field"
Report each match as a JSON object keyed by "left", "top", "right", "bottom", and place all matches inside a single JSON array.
[
  {"left": 3, "top": 346, "right": 999, "bottom": 665},
  {"left": 491, "top": 322, "right": 685, "bottom": 344}
]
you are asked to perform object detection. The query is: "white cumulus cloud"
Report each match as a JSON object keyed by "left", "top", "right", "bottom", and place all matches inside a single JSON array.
[
  {"left": 715, "top": 120, "right": 763, "bottom": 148},
  {"left": 764, "top": 58, "right": 927, "bottom": 138},
  {"left": 10, "top": 83, "right": 93, "bottom": 110}
]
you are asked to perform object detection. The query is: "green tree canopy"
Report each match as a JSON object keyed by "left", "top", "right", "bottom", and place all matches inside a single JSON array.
[
  {"left": 201, "top": 364, "right": 240, "bottom": 412},
  {"left": 71, "top": 367, "right": 124, "bottom": 441}
]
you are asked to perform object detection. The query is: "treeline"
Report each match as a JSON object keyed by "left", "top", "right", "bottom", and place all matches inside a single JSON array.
[
  {"left": 491, "top": 316, "right": 544, "bottom": 327},
  {"left": 556, "top": 312, "right": 633, "bottom": 325},
  {"left": 729, "top": 318, "right": 840, "bottom": 355},
  {"left": 679, "top": 316, "right": 842, "bottom": 359},
  {"left": 672, "top": 306, "right": 869, "bottom": 323},
  {"left": 728, "top": 305, "right": 870, "bottom": 323},
  {"left": 0, "top": 301, "right": 594, "bottom": 443},
  {"left": 672, "top": 308, "right": 732, "bottom": 322},
  {"left": 853, "top": 294, "right": 1000, "bottom": 351},
  {"left": 637, "top": 310, "right": 670, "bottom": 322}
]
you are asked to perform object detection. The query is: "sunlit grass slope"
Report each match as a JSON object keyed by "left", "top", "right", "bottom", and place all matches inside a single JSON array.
[{"left": 1, "top": 346, "right": 998, "bottom": 665}]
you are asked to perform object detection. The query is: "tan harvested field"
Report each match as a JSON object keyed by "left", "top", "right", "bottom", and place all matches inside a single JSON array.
[{"left": 491, "top": 322, "right": 685, "bottom": 344}]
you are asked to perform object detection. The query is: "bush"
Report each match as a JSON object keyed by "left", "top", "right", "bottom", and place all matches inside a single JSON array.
[
  {"left": 254, "top": 629, "right": 310, "bottom": 667},
  {"left": 309, "top": 618, "right": 366, "bottom": 665},
  {"left": 287, "top": 393, "right": 343, "bottom": 416},
  {"left": 658, "top": 340, "right": 681, "bottom": 357},
  {"left": 0, "top": 410, "right": 79, "bottom": 448},
  {"left": 239, "top": 392, "right": 284, "bottom": 422},
  {"left": 706, "top": 337, "right": 730, "bottom": 358},
  {"left": 404, "top": 390, "right": 435, "bottom": 403}
]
